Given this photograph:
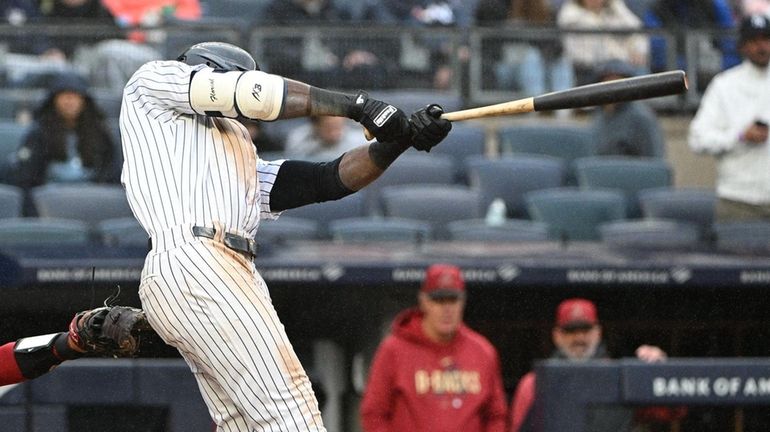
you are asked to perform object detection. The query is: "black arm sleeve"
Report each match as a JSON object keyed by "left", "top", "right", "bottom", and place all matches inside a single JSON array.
[{"left": 270, "top": 156, "right": 355, "bottom": 212}]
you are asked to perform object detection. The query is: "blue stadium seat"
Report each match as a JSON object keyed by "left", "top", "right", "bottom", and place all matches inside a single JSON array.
[
  {"left": 599, "top": 219, "right": 701, "bottom": 250},
  {"left": 98, "top": 217, "right": 147, "bottom": 247},
  {"left": 0, "top": 122, "right": 28, "bottom": 182},
  {"left": 497, "top": 124, "right": 595, "bottom": 183},
  {"left": 258, "top": 216, "right": 321, "bottom": 243},
  {"left": 89, "top": 88, "right": 123, "bottom": 119},
  {"left": 713, "top": 220, "right": 770, "bottom": 254},
  {"left": 380, "top": 184, "right": 483, "bottom": 240},
  {"left": 430, "top": 123, "right": 486, "bottom": 183},
  {"left": 0, "top": 218, "right": 91, "bottom": 246},
  {"left": 574, "top": 156, "right": 673, "bottom": 218},
  {"left": 329, "top": 217, "right": 432, "bottom": 243},
  {"left": 465, "top": 155, "right": 566, "bottom": 218},
  {"left": 0, "top": 184, "right": 23, "bottom": 219},
  {"left": 282, "top": 193, "right": 366, "bottom": 238},
  {"left": 525, "top": 187, "right": 626, "bottom": 241},
  {"left": 365, "top": 152, "right": 456, "bottom": 215},
  {"left": 31, "top": 183, "right": 133, "bottom": 225},
  {"left": 447, "top": 218, "right": 551, "bottom": 242},
  {"left": 639, "top": 187, "right": 716, "bottom": 237}
]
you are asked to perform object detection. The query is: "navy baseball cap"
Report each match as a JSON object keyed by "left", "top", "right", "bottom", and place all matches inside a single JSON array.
[{"left": 740, "top": 14, "right": 770, "bottom": 44}]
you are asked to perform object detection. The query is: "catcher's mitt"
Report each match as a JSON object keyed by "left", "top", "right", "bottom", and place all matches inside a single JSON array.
[{"left": 68, "top": 306, "right": 151, "bottom": 357}]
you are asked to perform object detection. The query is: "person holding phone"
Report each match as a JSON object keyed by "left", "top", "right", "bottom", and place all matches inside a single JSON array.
[{"left": 689, "top": 14, "right": 770, "bottom": 222}]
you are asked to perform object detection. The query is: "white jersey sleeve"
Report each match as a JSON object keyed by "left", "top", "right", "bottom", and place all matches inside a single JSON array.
[
  {"left": 123, "top": 60, "right": 203, "bottom": 120},
  {"left": 257, "top": 158, "right": 285, "bottom": 220}
]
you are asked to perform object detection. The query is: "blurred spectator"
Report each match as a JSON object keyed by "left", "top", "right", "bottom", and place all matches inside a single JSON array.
[
  {"left": 509, "top": 298, "right": 685, "bottom": 432},
  {"left": 284, "top": 116, "right": 362, "bottom": 159},
  {"left": 643, "top": 0, "right": 739, "bottom": 90},
  {"left": 689, "top": 14, "right": 770, "bottom": 222},
  {"left": 36, "top": 0, "right": 116, "bottom": 60},
  {"left": 101, "top": 0, "right": 201, "bottom": 27},
  {"left": 557, "top": 0, "right": 649, "bottom": 85},
  {"left": 0, "top": 0, "right": 45, "bottom": 56},
  {"left": 10, "top": 73, "right": 116, "bottom": 215},
  {"left": 742, "top": 0, "right": 770, "bottom": 16},
  {"left": 263, "top": 0, "right": 394, "bottom": 88},
  {"left": 591, "top": 59, "right": 666, "bottom": 157},
  {"left": 239, "top": 119, "right": 284, "bottom": 154},
  {"left": 360, "top": 263, "right": 507, "bottom": 432},
  {"left": 476, "top": 0, "right": 575, "bottom": 98}
]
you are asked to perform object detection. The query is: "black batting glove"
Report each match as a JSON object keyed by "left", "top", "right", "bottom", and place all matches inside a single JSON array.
[
  {"left": 347, "top": 91, "right": 411, "bottom": 143},
  {"left": 408, "top": 104, "right": 452, "bottom": 152}
]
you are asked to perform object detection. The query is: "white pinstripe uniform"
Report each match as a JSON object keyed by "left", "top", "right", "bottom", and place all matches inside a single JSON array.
[{"left": 120, "top": 60, "right": 326, "bottom": 432}]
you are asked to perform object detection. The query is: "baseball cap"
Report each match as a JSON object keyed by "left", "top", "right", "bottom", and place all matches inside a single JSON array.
[
  {"left": 555, "top": 298, "right": 598, "bottom": 330},
  {"left": 740, "top": 14, "right": 770, "bottom": 44},
  {"left": 421, "top": 264, "right": 465, "bottom": 300}
]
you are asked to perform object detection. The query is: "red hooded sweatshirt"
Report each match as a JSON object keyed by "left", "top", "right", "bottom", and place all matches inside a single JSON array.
[{"left": 360, "top": 308, "right": 507, "bottom": 432}]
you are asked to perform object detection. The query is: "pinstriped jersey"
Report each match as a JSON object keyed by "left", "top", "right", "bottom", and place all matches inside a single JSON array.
[{"left": 119, "top": 60, "right": 283, "bottom": 239}]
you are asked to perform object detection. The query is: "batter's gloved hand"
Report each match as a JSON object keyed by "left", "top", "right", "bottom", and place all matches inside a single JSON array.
[
  {"left": 68, "top": 306, "right": 151, "bottom": 358},
  {"left": 347, "top": 91, "right": 410, "bottom": 143},
  {"left": 408, "top": 104, "right": 452, "bottom": 152}
]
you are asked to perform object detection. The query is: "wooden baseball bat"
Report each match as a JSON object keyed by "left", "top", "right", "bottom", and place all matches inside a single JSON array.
[{"left": 364, "top": 70, "right": 687, "bottom": 139}]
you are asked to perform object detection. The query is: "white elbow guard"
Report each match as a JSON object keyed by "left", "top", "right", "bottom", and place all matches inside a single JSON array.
[{"left": 189, "top": 68, "right": 285, "bottom": 120}]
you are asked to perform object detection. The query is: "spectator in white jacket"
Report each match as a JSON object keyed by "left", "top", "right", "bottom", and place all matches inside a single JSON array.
[
  {"left": 689, "top": 14, "right": 770, "bottom": 222},
  {"left": 557, "top": 0, "right": 649, "bottom": 85}
]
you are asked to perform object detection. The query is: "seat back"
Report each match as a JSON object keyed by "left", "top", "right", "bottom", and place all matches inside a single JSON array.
[
  {"left": 329, "top": 217, "right": 432, "bottom": 243},
  {"left": 639, "top": 187, "right": 716, "bottom": 236},
  {"left": 574, "top": 156, "right": 672, "bottom": 218},
  {"left": 466, "top": 155, "right": 566, "bottom": 218},
  {"left": 258, "top": 216, "right": 321, "bottom": 244},
  {"left": 282, "top": 193, "right": 366, "bottom": 238},
  {"left": 431, "top": 123, "right": 486, "bottom": 182},
  {"left": 98, "top": 217, "right": 147, "bottom": 247},
  {"left": 525, "top": 187, "right": 626, "bottom": 241},
  {"left": 447, "top": 218, "right": 551, "bottom": 242},
  {"left": 381, "top": 184, "right": 483, "bottom": 239},
  {"left": 0, "top": 184, "right": 23, "bottom": 219},
  {"left": 0, "top": 217, "right": 91, "bottom": 246},
  {"left": 31, "top": 183, "right": 133, "bottom": 225},
  {"left": 599, "top": 219, "right": 701, "bottom": 250}
]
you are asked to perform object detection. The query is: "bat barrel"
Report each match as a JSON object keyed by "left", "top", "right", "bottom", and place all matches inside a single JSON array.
[{"left": 533, "top": 70, "right": 688, "bottom": 111}]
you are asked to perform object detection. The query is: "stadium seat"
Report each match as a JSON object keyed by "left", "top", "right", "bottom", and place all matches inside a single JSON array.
[
  {"left": 329, "top": 217, "right": 432, "bottom": 243},
  {"left": 258, "top": 216, "right": 321, "bottom": 244},
  {"left": 89, "top": 89, "right": 123, "bottom": 119},
  {"left": 447, "top": 218, "right": 551, "bottom": 242},
  {"left": 0, "top": 122, "right": 28, "bottom": 181},
  {"left": 380, "top": 184, "right": 483, "bottom": 240},
  {"left": 0, "top": 184, "right": 23, "bottom": 219},
  {"left": 31, "top": 183, "right": 133, "bottom": 225},
  {"left": 98, "top": 217, "right": 147, "bottom": 247},
  {"left": 599, "top": 219, "right": 701, "bottom": 250},
  {"left": 282, "top": 193, "right": 366, "bottom": 238},
  {"left": 430, "top": 123, "right": 487, "bottom": 183},
  {"left": 713, "top": 220, "right": 770, "bottom": 254},
  {"left": 639, "top": 187, "right": 716, "bottom": 237},
  {"left": 365, "top": 152, "right": 456, "bottom": 215},
  {"left": 497, "top": 124, "right": 595, "bottom": 183},
  {"left": 574, "top": 156, "right": 673, "bottom": 218},
  {"left": 525, "top": 187, "right": 626, "bottom": 241},
  {"left": 367, "top": 89, "right": 464, "bottom": 115},
  {"left": 0, "top": 218, "right": 90, "bottom": 246},
  {"left": 465, "top": 155, "right": 566, "bottom": 218}
]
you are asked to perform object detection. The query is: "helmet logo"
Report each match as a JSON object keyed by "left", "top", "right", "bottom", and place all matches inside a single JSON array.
[
  {"left": 209, "top": 78, "right": 217, "bottom": 102},
  {"left": 252, "top": 83, "right": 262, "bottom": 102}
]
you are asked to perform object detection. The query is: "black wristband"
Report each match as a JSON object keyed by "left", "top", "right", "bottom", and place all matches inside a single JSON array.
[
  {"left": 368, "top": 140, "right": 410, "bottom": 170},
  {"left": 308, "top": 87, "right": 359, "bottom": 119},
  {"left": 52, "top": 333, "right": 81, "bottom": 361}
]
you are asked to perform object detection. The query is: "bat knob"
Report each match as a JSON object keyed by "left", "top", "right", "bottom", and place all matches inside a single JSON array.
[{"left": 426, "top": 104, "right": 444, "bottom": 118}]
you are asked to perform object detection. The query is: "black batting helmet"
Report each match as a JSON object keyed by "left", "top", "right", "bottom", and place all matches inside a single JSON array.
[{"left": 177, "top": 42, "right": 258, "bottom": 71}]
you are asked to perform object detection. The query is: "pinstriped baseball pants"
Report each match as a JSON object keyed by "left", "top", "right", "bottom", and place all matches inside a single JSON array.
[{"left": 139, "top": 227, "right": 326, "bottom": 432}]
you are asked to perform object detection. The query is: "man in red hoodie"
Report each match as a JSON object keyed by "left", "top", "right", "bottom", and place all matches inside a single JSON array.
[{"left": 360, "top": 263, "right": 507, "bottom": 432}]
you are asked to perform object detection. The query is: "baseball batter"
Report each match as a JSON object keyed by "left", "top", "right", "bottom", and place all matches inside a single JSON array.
[{"left": 119, "top": 42, "right": 451, "bottom": 431}]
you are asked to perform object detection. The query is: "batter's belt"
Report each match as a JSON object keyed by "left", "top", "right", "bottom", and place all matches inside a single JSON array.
[{"left": 149, "top": 225, "right": 258, "bottom": 258}]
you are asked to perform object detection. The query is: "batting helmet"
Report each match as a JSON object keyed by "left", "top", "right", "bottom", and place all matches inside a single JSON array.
[{"left": 177, "top": 42, "right": 258, "bottom": 71}]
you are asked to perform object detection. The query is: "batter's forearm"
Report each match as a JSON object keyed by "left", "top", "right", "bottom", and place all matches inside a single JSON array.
[
  {"left": 278, "top": 79, "right": 358, "bottom": 119},
  {"left": 338, "top": 146, "right": 387, "bottom": 191}
]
